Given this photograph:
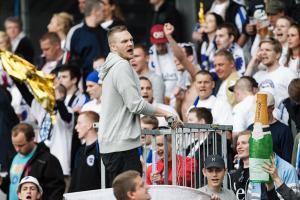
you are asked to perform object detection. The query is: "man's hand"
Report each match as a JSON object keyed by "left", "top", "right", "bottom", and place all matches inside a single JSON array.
[
  {"left": 210, "top": 194, "right": 221, "bottom": 200},
  {"left": 245, "top": 23, "right": 256, "bottom": 36},
  {"left": 151, "top": 172, "right": 161, "bottom": 183},
  {"left": 263, "top": 155, "right": 283, "bottom": 190},
  {"left": 163, "top": 23, "right": 175, "bottom": 36},
  {"left": 165, "top": 114, "right": 183, "bottom": 129}
]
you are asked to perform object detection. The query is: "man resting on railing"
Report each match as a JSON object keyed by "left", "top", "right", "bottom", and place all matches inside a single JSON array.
[{"left": 146, "top": 134, "right": 197, "bottom": 187}]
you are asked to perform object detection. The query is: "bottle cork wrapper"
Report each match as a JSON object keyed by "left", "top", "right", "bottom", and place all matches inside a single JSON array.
[{"left": 254, "top": 94, "right": 268, "bottom": 125}]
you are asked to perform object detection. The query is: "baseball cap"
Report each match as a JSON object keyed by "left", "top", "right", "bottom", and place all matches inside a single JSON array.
[
  {"left": 204, "top": 155, "right": 225, "bottom": 169},
  {"left": 266, "top": 0, "right": 285, "bottom": 15},
  {"left": 228, "top": 76, "right": 259, "bottom": 92},
  {"left": 86, "top": 70, "right": 102, "bottom": 84},
  {"left": 17, "top": 176, "right": 43, "bottom": 194},
  {"left": 150, "top": 24, "right": 168, "bottom": 44}
]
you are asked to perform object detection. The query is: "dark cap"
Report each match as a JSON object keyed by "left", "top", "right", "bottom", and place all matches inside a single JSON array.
[
  {"left": 205, "top": 155, "right": 225, "bottom": 169},
  {"left": 150, "top": 24, "right": 168, "bottom": 44},
  {"left": 228, "top": 76, "right": 258, "bottom": 92},
  {"left": 266, "top": 0, "right": 285, "bottom": 15}
]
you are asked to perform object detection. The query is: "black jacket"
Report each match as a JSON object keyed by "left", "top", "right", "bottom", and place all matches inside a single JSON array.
[
  {"left": 1, "top": 142, "right": 65, "bottom": 200},
  {"left": 15, "top": 36, "right": 35, "bottom": 63},
  {"left": 229, "top": 167, "right": 249, "bottom": 200},
  {"left": 0, "top": 87, "right": 19, "bottom": 170},
  {"left": 69, "top": 141, "right": 101, "bottom": 192}
]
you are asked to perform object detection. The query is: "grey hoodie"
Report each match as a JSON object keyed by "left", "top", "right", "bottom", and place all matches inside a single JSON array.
[{"left": 99, "top": 53, "right": 156, "bottom": 153}]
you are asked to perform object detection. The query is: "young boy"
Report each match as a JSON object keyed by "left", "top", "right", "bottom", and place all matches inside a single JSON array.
[
  {"left": 200, "top": 155, "right": 235, "bottom": 199},
  {"left": 17, "top": 176, "right": 42, "bottom": 200}
]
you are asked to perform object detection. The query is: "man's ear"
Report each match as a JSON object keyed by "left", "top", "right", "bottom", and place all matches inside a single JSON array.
[
  {"left": 127, "top": 191, "right": 134, "bottom": 200},
  {"left": 202, "top": 168, "right": 207, "bottom": 177},
  {"left": 37, "top": 193, "right": 42, "bottom": 199},
  {"left": 229, "top": 35, "right": 235, "bottom": 44},
  {"left": 110, "top": 42, "right": 117, "bottom": 52},
  {"left": 17, "top": 193, "right": 21, "bottom": 199}
]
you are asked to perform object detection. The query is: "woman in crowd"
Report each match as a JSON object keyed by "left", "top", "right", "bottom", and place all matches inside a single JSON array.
[
  {"left": 192, "top": 12, "right": 223, "bottom": 71},
  {"left": 274, "top": 16, "right": 293, "bottom": 66},
  {"left": 100, "top": 0, "right": 125, "bottom": 30},
  {"left": 286, "top": 23, "right": 300, "bottom": 77},
  {"left": 47, "top": 12, "right": 74, "bottom": 48}
]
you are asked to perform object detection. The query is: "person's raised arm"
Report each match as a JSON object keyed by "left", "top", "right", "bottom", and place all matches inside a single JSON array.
[
  {"left": 12, "top": 79, "right": 34, "bottom": 106},
  {"left": 244, "top": 47, "right": 262, "bottom": 76},
  {"left": 262, "top": 155, "right": 300, "bottom": 200},
  {"left": 164, "top": 23, "right": 199, "bottom": 79}
]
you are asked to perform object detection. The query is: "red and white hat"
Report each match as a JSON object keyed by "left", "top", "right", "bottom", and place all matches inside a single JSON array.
[{"left": 150, "top": 24, "right": 168, "bottom": 44}]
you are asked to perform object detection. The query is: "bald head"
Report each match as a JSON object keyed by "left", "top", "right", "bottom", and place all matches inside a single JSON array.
[
  {"left": 234, "top": 78, "right": 254, "bottom": 93},
  {"left": 233, "top": 76, "right": 257, "bottom": 103}
]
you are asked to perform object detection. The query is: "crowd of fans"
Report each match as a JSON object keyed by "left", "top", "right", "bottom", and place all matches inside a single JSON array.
[{"left": 1, "top": 0, "right": 300, "bottom": 199}]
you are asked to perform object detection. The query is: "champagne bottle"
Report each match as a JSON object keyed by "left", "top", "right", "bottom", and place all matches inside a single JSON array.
[{"left": 249, "top": 93, "right": 273, "bottom": 183}]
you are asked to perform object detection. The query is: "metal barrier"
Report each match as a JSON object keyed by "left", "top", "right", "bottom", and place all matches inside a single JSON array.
[{"left": 142, "top": 123, "right": 232, "bottom": 189}]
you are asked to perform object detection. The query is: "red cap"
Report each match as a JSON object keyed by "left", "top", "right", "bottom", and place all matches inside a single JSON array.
[{"left": 150, "top": 24, "right": 168, "bottom": 44}]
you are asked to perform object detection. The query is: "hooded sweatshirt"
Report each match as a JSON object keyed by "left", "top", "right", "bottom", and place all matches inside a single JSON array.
[{"left": 99, "top": 53, "right": 156, "bottom": 153}]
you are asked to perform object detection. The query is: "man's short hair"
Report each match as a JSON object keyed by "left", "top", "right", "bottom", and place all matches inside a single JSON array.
[
  {"left": 230, "top": 76, "right": 258, "bottom": 93},
  {"left": 134, "top": 44, "right": 149, "bottom": 56},
  {"left": 84, "top": 0, "right": 102, "bottom": 17},
  {"left": 112, "top": 170, "right": 140, "bottom": 200},
  {"left": 195, "top": 70, "right": 214, "bottom": 81},
  {"left": 288, "top": 78, "right": 300, "bottom": 104},
  {"left": 259, "top": 37, "right": 282, "bottom": 54},
  {"left": 59, "top": 64, "right": 81, "bottom": 85},
  {"left": 188, "top": 107, "right": 213, "bottom": 124},
  {"left": 4, "top": 16, "right": 22, "bottom": 30},
  {"left": 214, "top": 48, "right": 235, "bottom": 64},
  {"left": 40, "top": 32, "right": 61, "bottom": 44},
  {"left": 217, "top": 23, "right": 238, "bottom": 42},
  {"left": 80, "top": 111, "right": 100, "bottom": 123},
  {"left": 12, "top": 123, "right": 35, "bottom": 142},
  {"left": 141, "top": 116, "right": 158, "bottom": 129},
  {"left": 107, "top": 25, "right": 128, "bottom": 44},
  {"left": 139, "top": 76, "right": 152, "bottom": 87}
]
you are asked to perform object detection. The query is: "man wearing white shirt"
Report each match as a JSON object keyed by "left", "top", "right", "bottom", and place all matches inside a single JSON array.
[
  {"left": 229, "top": 76, "right": 257, "bottom": 141},
  {"left": 190, "top": 70, "right": 232, "bottom": 125},
  {"left": 81, "top": 70, "right": 102, "bottom": 114},
  {"left": 253, "top": 38, "right": 297, "bottom": 106}
]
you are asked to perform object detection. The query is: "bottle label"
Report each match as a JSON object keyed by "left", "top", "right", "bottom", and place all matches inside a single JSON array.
[{"left": 249, "top": 158, "right": 270, "bottom": 182}]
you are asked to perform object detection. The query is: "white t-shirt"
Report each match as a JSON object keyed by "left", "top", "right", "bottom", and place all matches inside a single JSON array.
[
  {"left": 287, "top": 57, "right": 300, "bottom": 77},
  {"left": 81, "top": 99, "right": 101, "bottom": 115},
  {"left": 41, "top": 60, "right": 59, "bottom": 74},
  {"left": 157, "top": 54, "right": 178, "bottom": 98},
  {"left": 31, "top": 99, "right": 74, "bottom": 175},
  {"left": 279, "top": 44, "right": 288, "bottom": 66},
  {"left": 191, "top": 95, "right": 233, "bottom": 125},
  {"left": 152, "top": 101, "right": 179, "bottom": 127},
  {"left": 254, "top": 66, "right": 297, "bottom": 106},
  {"left": 232, "top": 95, "right": 256, "bottom": 133}
]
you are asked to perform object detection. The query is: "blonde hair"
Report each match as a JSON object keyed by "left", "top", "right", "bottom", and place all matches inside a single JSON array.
[
  {"left": 52, "top": 12, "right": 74, "bottom": 35},
  {"left": 0, "top": 31, "right": 11, "bottom": 51}
]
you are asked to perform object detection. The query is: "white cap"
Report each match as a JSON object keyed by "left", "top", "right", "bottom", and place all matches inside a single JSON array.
[{"left": 17, "top": 176, "right": 43, "bottom": 195}]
